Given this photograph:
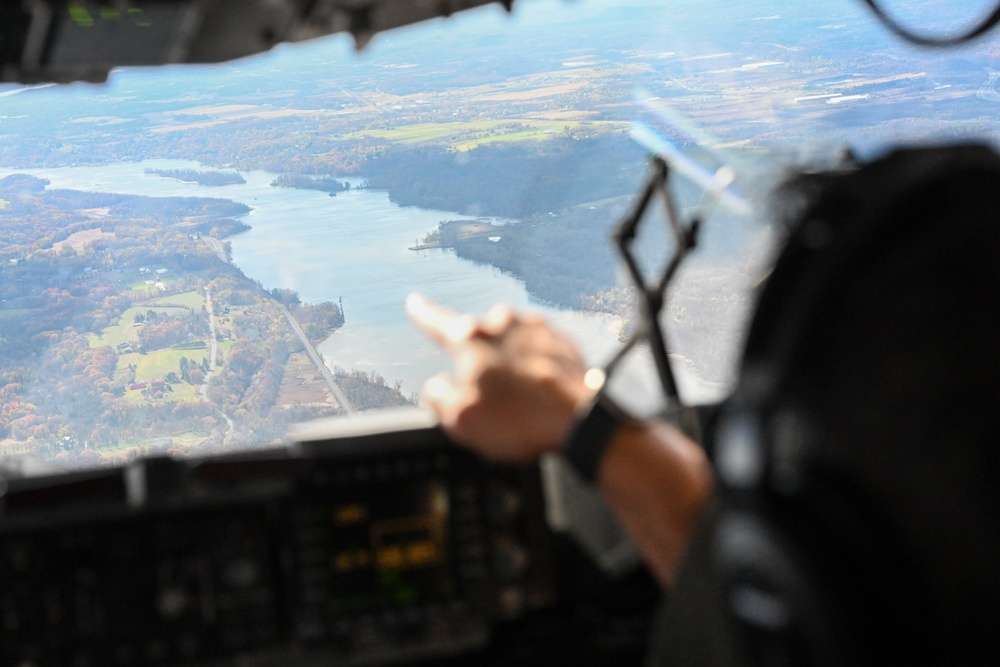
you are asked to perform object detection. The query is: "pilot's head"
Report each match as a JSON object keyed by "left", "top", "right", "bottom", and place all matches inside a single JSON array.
[{"left": 704, "top": 143, "right": 1000, "bottom": 666}]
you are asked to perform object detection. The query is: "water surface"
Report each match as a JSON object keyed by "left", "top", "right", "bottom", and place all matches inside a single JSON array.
[{"left": 2, "top": 160, "right": 623, "bottom": 397}]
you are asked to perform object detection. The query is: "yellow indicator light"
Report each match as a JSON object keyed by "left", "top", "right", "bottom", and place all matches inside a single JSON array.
[
  {"left": 372, "top": 515, "right": 446, "bottom": 571},
  {"left": 377, "top": 545, "right": 405, "bottom": 570},
  {"left": 332, "top": 548, "right": 371, "bottom": 573},
  {"left": 373, "top": 540, "right": 440, "bottom": 569},
  {"left": 333, "top": 552, "right": 353, "bottom": 573},
  {"left": 404, "top": 540, "right": 439, "bottom": 567},
  {"left": 332, "top": 503, "right": 369, "bottom": 525}
]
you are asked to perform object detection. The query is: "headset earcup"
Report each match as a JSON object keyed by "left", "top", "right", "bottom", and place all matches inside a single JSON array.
[
  {"left": 713, "top": 511, "right": 851, "bottom": 667},
  {"left": 702, "top": 144, "right": 1000, "bottom": 667}
]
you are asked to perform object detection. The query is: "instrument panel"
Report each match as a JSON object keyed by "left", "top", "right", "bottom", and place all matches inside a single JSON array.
[{"left": 0, "top": 413, "right": 558, "bottom": 666}]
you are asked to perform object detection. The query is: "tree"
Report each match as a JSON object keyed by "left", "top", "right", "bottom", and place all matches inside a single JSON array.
[{"left": 270, "top": 288, "right": 301, "bottom": 307}]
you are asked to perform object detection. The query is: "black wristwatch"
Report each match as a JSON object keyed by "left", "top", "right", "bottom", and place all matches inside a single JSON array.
[{"left": 562, "top": 369, "right": 636, "bottom": 483}]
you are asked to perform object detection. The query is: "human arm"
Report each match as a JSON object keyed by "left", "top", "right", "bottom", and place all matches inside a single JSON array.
[{"left": 405, "top": 293, "right": 714, "bottom": 586}]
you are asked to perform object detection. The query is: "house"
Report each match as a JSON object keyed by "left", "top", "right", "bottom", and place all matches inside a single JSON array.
[{"left": 129, "top": 382, "right": 146, "bottom": 390}]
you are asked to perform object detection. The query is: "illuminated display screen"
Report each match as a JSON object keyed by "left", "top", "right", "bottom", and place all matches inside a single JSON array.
[
  {"left": 49, "top": 6, "right": 188, "bottom": 66},
  {"left": 324, "top": 480, "right": 456, "bottom": 615}
]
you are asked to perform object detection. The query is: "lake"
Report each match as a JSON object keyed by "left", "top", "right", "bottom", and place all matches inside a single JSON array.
[{"left": 1, "top": 159, "right": 630, "bottom": 400}]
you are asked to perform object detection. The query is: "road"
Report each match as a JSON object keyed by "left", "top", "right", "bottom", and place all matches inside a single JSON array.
[
  {"left": 199, "top": 238, "right": 355, "bottom": 417},
  {"left": 200, "top": 287, "right": 219, "bottom": 400},
  {"left": 279, "top": 304, "right": 356, "bottom": 416},
  {"left": 203, "top": 235, "right": 228, "bottom": 262},
  {"left": 201, "top": 288, "right": 235, "bottom": 436}
]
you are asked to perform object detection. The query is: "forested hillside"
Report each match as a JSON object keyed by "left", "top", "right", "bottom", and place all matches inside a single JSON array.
[
  {"left": 0, "top": 175, "right": 409, "bottom": 466},
  {"left": 365, "top": 135, "right": 648, "bottom": 217},
  {"left": 1, "top": 0, "right": 982, "bottom": 463}
]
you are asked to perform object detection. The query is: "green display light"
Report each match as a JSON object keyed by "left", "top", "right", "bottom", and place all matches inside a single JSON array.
[
  {"left": 68, "top": 4, "right": 94, "bottom": 28},
  {"left": 128, "top": 7, "right": 152, "bottom": 27}
]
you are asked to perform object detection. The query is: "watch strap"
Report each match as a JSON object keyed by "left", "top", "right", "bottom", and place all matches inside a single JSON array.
[{"left": 563, "top": 392, "right": 631, "bottom": 483}]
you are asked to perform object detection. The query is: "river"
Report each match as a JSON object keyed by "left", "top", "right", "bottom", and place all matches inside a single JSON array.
[{"left": 1, "top": 159, "right": 629, "bottom": 399}]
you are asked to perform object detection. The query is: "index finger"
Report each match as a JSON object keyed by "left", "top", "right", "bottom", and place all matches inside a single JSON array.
[{"left": 405, "top": 293, "right": 475, "bottom": 349}]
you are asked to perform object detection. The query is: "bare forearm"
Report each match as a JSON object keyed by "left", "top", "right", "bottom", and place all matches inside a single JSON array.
[
  {"left": 405, "top": 295, "right": 714, "bottom": 584},
  {"left": 596, "top": 420, "right": 715, "bottom": 587}
]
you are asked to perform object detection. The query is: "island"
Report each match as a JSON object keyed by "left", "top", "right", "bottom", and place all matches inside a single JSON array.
[
  {"left": 270, "top": 174, "right": 351, "bottom": 196},
  {"left": 145, "top": 168, "right": 246, "bottom": 186}
]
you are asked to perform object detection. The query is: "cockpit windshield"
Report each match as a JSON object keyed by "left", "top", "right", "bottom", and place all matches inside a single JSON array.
[{"left": 0, "top": 0, "right": 996, "bottom": 470}]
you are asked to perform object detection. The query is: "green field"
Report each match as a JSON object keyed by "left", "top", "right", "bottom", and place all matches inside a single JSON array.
[
  {"left": 89, "top": 323, "right": 133, "bottom": 349},
  {"left": 150, "top": 290, "right": 204, "bottom": 310},
  {"left": 119, "top": 344, "right": 207, "bottom": 407},
  {"left": 126, "top": 279, "right": 159, "bottom": 292},
  {"left": 127, "top": 273, "right": 184, "bottom": 291},
  {"left": 117, "top": 351, "right": 140, "bottom": 367},
  {"left": 0, "top": 307, "right": 38, "bottom": 320},
  {"left": 346, "top": 122, "right": 472, "bottom": 143},
  {"left": 168, "top": 383, "right": 201, "bottom": 402},
  {"left": 454, "top": 128, "right": 563, "bottom": 150},
  {"left": 123, "top": 380, "right": 200, "bottom": 405},
  {"left": 96, "top": 431, "right": 206, "bottom": 458},
  {"left": 128, "top": 304, "right": 190, "bottom": 319},
  {"left": 134, "top": 347, "right": 209, "bottom": 382},
  {"left": 345, "top": 120, "right": 587, "bottom": 148},
  {"left": 89, "top": 305, "right": 192, "bottom": 348}
]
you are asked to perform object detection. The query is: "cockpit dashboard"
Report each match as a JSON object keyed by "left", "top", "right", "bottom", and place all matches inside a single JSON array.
[{"left": 0, "top": 410, "right": 655, "bottom": 666}]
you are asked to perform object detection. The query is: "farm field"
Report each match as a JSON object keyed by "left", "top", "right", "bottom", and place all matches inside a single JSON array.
[
  {"left": 94, "top": 431, "right": 205, "bottom": 461},
  {"left": 88, "top": 304, "right": 193, "bottom": 349},
  {"left": 344, "top": 120, "right": 599, "bottom": 147},
  {"left": 150, "top": 290, "right": 205, "bottom": 310},
  {"left": 134, "top": 348, "right": 209, "bottom": 382}
]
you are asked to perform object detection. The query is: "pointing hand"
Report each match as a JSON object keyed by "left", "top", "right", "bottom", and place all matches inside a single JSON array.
[{"left": 406, "top": 293, "right": 590, "bottom": 462}]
